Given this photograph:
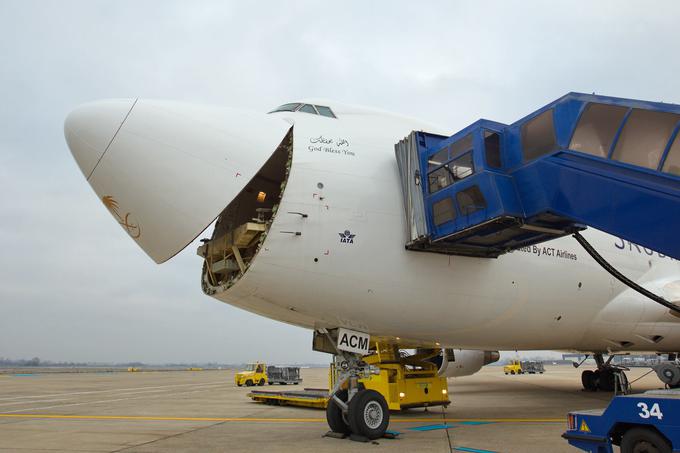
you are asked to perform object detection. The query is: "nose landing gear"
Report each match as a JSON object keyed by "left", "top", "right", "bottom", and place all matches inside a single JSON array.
[{"left": 324, "top": 350, "right": 390, "bottom": 441}]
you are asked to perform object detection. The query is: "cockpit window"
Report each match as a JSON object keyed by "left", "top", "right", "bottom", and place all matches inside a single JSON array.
[
  {"left": 269, "top": 103, "right": 301, "bottom": 113},
  {"left": 299, "top": 104, "right": 318, "bottom": 114},
  {"left": 268, "top": 102, "right": 337, "bottom": 118},
  {"left": 315, "top": 105, "right": 336, "bottom": 118}
]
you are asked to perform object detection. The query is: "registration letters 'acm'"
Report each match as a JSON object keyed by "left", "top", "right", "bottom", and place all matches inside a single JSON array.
[{"left": 336, "top": 328, "right": 370, "bottom": 355}]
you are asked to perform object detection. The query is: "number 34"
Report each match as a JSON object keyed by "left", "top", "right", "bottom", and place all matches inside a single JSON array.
[{"left": 637, "top": 402, "right": 663, "bottom": 420}]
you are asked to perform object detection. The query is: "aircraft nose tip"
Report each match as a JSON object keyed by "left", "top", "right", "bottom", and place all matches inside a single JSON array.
[{"left": 64, "top": 99, "right": 136, "bottom": 178}]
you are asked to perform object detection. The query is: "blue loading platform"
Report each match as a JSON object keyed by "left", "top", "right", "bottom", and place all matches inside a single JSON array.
[{"left": 395, "top": 92, "right": 680, "bottom": 259}]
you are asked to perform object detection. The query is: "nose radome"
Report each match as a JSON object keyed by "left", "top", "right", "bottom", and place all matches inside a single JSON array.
[
  {"left": 66, "top": 98, "right": 292, "bottom": 264},
  {"left": 64, "top": 99, "right": 136, "bottom": 178}
]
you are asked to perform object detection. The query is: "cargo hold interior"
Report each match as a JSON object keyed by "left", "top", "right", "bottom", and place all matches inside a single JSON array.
[{"left": 199, "top": 129, "right": 293, "bottom": 294}]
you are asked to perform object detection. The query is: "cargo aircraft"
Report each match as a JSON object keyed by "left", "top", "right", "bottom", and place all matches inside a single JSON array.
[{"left": 64, "top": 96, "right": 680, "bottom": 439}]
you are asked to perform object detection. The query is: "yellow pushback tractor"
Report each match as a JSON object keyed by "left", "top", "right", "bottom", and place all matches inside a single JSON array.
[
  {"left": 247, "top": 342, "right": 450, "bottom": 410},
  {"left": 235, "top": 362, "right": 267, "bottom": 386}
]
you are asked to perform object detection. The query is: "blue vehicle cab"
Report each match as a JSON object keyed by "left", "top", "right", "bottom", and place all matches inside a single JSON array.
[{"left": 563, "top": 389, "right": 680, "bottom": 453}]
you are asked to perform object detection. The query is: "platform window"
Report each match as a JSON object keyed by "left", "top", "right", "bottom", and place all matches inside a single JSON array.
[
  {"left": 315, "top": 105, "right": 336, "bottom": 118},
  {"left": 522, "top": 109, "right": 557, "bottom": 161},
  {"left": 450, "top": 134, "right": 473, "bottom": 158},
  {"left": 484, "top": 131, "right": 502, "bottom": 168},
  {"left": 569, "top": 103, "right": 629, "bottom": 158},
  {"left": 662, "top": 133, "right": 680, "bottom": 176},
  {"left": 432, "top": 197, "right": 457, "bottom": 226},
  {"left": 428, "top": 146, "right": 449, "bottom": 171},
  {"left": 448, "top": 152, "right": 474, "bottom": 181},
  {"left": 612, "top": 109, "right": 680, "bottom": 169},
  {"left": 298, "top": 104, "right": 318, "bottom": 115},
  {"left": 456, "top": 185, "right": 487, "bottom": 215},
  {"left": 428, "top": 166, "right": 452, "bottom": 193}
]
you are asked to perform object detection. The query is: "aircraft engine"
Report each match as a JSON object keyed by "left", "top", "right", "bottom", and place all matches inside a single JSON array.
[{"left": 419, "top": 348, "right": 500, "bottom": 378}]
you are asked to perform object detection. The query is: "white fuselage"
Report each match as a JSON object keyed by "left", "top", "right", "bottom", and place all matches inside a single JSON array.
[
  {"left": 64, "top": 98, "right": 680, "bottom": 354},
  {"left": 214, "top": 106, "right": 680, "bottom": 353}
]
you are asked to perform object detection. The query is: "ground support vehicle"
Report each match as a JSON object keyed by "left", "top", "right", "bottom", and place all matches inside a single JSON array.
[
  {"left": 267, "top": 365, "right": 302, "bottom": 385},
  {"left": 248, "top": 348, "right": 449, "bottom": 411},
  {"left": 248, "top": 337, "right": 450, "bottom": 442},
  {"left": 563, "top": 389, "right": 680, "bottom": 453},
  {"left": 504, "top": 360, "right": 522, "bottom": 375},
  {"left": 504, "top": 360, "right": 545, "bottom": 375},
  {"left": 523, "top": 361, "right": 545, "bottom": 374},
  {"left": 235, "top": 363, "right": 302, "bottom": 387},
  {"left": 235, "top": 362, "right": 267, "bottom": 387}
]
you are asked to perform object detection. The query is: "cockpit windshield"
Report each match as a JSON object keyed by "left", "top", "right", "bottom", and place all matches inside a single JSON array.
[
  {"left": 269, "top": 103, "right": 301, "bottom": 113},
  {"left": 268, "top": 103, "right": 336, "bottom": 118}
]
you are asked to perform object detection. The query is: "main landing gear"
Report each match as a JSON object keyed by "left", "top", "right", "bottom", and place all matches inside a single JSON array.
[
  {"left": 325, "top": 351, "right": 390, "bottom": 440},
  {"left": 578, "top": 353, "right": 629, "bottom": 393}
]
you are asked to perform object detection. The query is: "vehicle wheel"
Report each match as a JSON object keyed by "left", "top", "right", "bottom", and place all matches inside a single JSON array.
[
  {"left": 258, "top": 379, "right": 265, "bottom": 386},
  {"left": 510, "top": 370, "right": 515, "bottom": 375},
  {"left": 598, "top": 369, "right": 615, "bottom": 392},
  {"left": 504, "top": 372, "right": 508, "bottom": 375},
  {"left": 347, "top": 389, "right": 389, "bottom": 440},
  {"left": 621, "top": 427, "right": 671, "bottom": 453},
  {"left": 281, "top": 382, "right": 287, "bottom": 385},
  {"left": 294, "top": 382, "right": 299, "bottom": 385},
  {"left": 237, "top": 383, "right": 242, "bottom": 387},
  {"left": 581, "top": 370, "right": 598, "bottom": 391},
  {"left": 268, "top": 382, "right": 273, "bottom": 385},
  {"left": 245, "top": 380, "right": 253, "bottom": 387},
  {"left": 326, "top": 389, "right": 351, "bottom": 434}
]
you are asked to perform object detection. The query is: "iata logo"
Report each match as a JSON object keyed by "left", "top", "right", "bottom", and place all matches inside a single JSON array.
[
  {"left": 102, "top": 195, "right": 141, "bottom": 239},
  {"left": 339, "top": 230, "right": 355, "bottom": 244}
]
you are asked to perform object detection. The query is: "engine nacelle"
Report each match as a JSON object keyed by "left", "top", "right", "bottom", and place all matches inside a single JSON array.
[{"left": 440, "top": 349, "right": 500, "bottom": 378}]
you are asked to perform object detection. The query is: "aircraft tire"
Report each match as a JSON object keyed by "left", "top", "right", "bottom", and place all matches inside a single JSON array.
[
  {"left": 598, "top": 369, "right": 615, "bottom": 392},
  {"left": 621, "top": 427, "right": 671, "bottom": 453},
  {"left": 326, "top": 389, "right": 351, "bottom": 434},
  {"left": 348, "top": 389, "right": 389, "bottom": 440},
  {"left": 581, "top": 370, "right": 598, "bottom": 391}
]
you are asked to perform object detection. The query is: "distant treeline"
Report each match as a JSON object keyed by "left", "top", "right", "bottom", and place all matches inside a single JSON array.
[
  {"left": 0, "top": 357, "right": 86, "bottom": 367},
  {"left": 0, "top": 357, "right": 327, "bottom": 368}
]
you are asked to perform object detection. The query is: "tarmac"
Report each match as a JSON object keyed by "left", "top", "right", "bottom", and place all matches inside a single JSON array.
[{"left": 0, "top": 365, "right": 663, "bottom": 452}]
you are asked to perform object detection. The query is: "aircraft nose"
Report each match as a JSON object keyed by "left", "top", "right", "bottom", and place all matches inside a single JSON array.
[
  {"left": 64, "top": 99, "right": 136, "bottom": 179},
  {"left": 64, "top": 99, "right": 292, "bottom": 264}
]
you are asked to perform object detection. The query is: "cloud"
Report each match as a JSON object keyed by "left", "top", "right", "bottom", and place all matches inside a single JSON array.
[{"left": 1, "top": 0, "right": 680, "bottom": 362}]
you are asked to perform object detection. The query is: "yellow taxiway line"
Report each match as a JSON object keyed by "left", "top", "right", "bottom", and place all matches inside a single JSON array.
[{"left": 0, "top": 414, "right": 563, "bottom": 423}]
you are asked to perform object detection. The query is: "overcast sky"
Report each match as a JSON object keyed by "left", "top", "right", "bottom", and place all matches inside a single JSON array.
[{"left": 1, "top": 1, "right": 679, "bottom": 364}]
